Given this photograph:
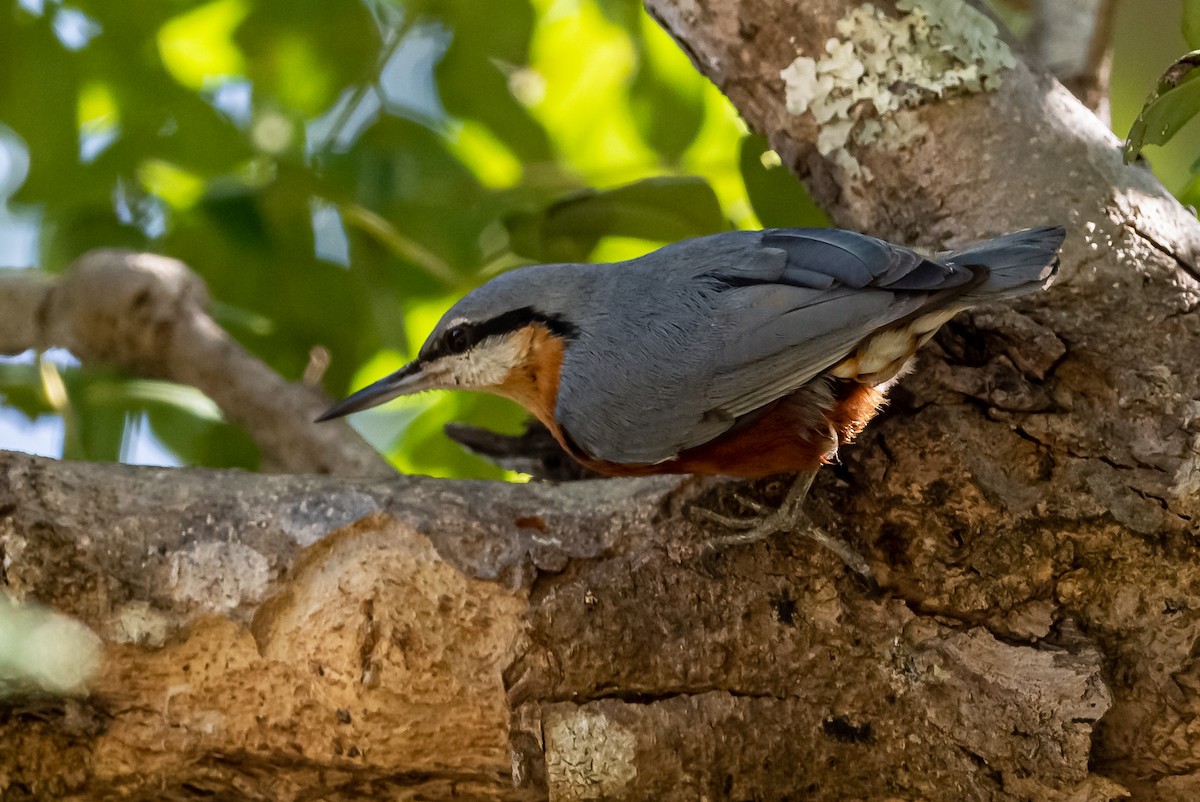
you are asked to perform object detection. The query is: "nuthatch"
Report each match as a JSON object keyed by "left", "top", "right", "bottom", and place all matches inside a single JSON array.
[
  {"left": 321, "top": 225, "right": 1063, "bottom": 466},
  {"left": 319, "top": 226, "right": 1063, "bottom": 563}
]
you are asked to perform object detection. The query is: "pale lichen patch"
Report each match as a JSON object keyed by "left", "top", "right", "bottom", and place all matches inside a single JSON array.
[
  {"left": 544, "top": 707, "right": 638, "bottom": 800},
  {"left": 780, "top": 0, "right": 1016, "bottom": 177}
]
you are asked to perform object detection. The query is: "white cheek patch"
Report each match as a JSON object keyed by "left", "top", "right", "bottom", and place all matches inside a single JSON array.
[{"left": 440, "top": 334, "right": 528, "bottom": 390}]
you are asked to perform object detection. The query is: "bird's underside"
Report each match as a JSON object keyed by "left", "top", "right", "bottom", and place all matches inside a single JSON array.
[{"left": 552, "top": 369, "right": 890, "bottom": 479}]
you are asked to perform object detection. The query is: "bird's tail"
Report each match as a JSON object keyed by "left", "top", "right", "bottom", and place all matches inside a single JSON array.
[{"left": 946, "top": 226, "right": 1066, "bottom": 303}]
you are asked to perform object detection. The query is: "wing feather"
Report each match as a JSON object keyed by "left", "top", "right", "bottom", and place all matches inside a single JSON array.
[{"left": 555, "top": 229, "right": 973, "bottom": 464}]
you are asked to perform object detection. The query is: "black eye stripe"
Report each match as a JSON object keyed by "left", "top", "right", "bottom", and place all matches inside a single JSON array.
[{"left": 421, "top": 307, "right": 578, "bottom": 362}]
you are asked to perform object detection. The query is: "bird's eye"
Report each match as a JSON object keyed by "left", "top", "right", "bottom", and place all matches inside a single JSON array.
[{"left": 445, "top": 325, "right": 471, "bottom": 354}]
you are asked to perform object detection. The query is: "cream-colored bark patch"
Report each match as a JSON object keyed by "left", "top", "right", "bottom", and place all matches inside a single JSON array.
[
  {"left": 93, "top": 514, "right": 527, "bottom": 783},
  {"left": 544, "top": 708, "right": 638, "bottom": 801}
]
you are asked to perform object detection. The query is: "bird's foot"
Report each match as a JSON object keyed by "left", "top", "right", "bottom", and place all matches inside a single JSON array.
[{"left": 689, "top": 473, "right": 874, "bottom": 583}]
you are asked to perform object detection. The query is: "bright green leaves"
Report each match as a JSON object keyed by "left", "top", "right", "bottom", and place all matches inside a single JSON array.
[
  {"left": 1124, "top": 51, "right": 1200, "bottom": 163},
  {"left": 623, "top": 11, "right": 706, "bottom": 164},
  {"left": 1122, "top": 1, "right": 1200, "bottom": 185},
  {"left": 0, "top": 0, "right": 828, "bottom": 478},
  {"left": 158, "top": 0, "right": 249, "bottom": 90}
]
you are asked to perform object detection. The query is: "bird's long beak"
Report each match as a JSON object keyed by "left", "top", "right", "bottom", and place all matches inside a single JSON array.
[{"left": 315, "top": 360, "right": 434, "bottom": 422}]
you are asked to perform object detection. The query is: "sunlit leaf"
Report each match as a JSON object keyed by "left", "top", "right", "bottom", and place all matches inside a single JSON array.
[
  {"left": 448, "top": 120, "right": 523, "bottom": 189},
  {"left": 1124, "top": 51, "right": 1200, "bottom": 163},
  {"left": 137, "top": 159, "right": 206, "bottom": 209},
  {"left": 76, "top": 80, "right": 118, "bottom": 132},
  {"left": 675, "top": 86, "right": 753, "bottom": 227},
  {"left": 156, "top": 0, "right": 248, "bottom": 90},
  {"left": 527, "top": 0, "right": 655, "bottom": 178}
]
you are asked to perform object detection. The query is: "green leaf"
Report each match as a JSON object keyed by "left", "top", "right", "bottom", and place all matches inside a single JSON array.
[
  {"left": 738, "top": 134, "right": 830, "bottom": 228},
  {"left": 0, "top": 363, "right": 52, "bottom": 420},
  {"left": 506, "top": 176, "right": 727, "bottom": 263},
  {"left": 1124, "top": 51, "right": 1200, "bottom": 163},
  {"left": 236, "top": 0, "right": 380, "bottom": 118},
  {"left": 627, "top": 13, "right": 704, "bottom": 163},
  {"left": 61, "top": 372, "right": 129, "bottom": 462},
  {"left": 1186, "top": 0, "right": 1200, "bottom": 50},
  {"left": 144, "top": 401, "right": 259, "bottom": 470},
  {"left": 0, "top": 12, "right": 83, "bottom": 206},
  {"left": 383, "top": 392, "right": 526, "bottom": 479},
  {"left": 421, "top": 0, "right": 555, "bottom": 163}
]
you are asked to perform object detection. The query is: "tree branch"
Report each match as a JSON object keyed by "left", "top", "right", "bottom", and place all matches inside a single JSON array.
[
  {"left": 0, "top": 250, "right": 393, "bottom": 478},
  {"left": 1031, "top": 0, "right": 1117, "bottom": 122},
  {"left": 640, "top": 0, "right": 1200, "bottom": 795},
  {"left": 0, "top": 451, "right": 1111, "bottom": 800}
]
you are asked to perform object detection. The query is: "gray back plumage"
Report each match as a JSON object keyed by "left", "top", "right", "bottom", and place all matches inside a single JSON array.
[{"left": 435, "top": 227, "right": 1064, "bottom": 465}]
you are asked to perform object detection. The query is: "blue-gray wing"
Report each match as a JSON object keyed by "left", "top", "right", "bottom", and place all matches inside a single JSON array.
[{"left": 555, "top": 229, "right": 974, "bottom": 464}]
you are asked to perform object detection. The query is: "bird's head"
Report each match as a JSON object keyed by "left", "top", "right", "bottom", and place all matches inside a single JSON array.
[{"left": 316, "top": 264, "right": 587, "bottom": 423}]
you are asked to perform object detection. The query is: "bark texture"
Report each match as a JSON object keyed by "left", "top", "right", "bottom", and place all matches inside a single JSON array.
[
  {"left": 1, "top": 453, "right": 1114, "bottom": 800},
  {"left": 3, "top": 0, "right": 1200, "bottom": 799}
]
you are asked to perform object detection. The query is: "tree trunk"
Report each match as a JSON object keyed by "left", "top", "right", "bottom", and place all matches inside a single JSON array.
[{"left": 5, "top": 0, "right": 1200, "bottom": 799}]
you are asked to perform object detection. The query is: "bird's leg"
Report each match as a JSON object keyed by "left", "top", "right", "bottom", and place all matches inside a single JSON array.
[{"left": 690, "top": 472, "right": 874, "bottom": 581}]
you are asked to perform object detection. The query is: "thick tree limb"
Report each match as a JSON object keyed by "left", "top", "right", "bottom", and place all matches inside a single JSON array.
[
  {"left": 0, "top": 252, "right": 392, "bottom": 478},
  {"left": 641, "top": 0, "right": 1200, "bottom": 797},
  {"left": 0, "top": 451, "right": 1112, "bottom": 800}
]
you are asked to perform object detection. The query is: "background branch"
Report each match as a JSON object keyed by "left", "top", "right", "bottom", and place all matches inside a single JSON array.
[
  {"left": 0, "top": 250, "right": 393, "bottom": 478},
  {"left": 1031, "top": 0, "right": 1117, "bottom": 122}
]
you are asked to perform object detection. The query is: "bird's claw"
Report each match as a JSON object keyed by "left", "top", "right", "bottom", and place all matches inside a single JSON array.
[
  {"left": 687, "top": 473, "right": 875, "bottom": 585},
  {"left": 687, "top": 505, "right": 763, "bottom": 532}
]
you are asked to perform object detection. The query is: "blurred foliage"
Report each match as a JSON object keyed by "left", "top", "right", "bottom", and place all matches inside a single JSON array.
[
  {"left": 1187, "top": 0, "right": 1200, "bottom": 50},
  {"left": 0, "top": 0, "right": 827, "bottom": 477},
  {"left": 2, "top": 0, "right": 1199, "bottom": 478}
]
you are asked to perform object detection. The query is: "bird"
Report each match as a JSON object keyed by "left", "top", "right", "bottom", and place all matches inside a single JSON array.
[{"left": 318, "top": 226, "right": 1065, "bottom": 566}]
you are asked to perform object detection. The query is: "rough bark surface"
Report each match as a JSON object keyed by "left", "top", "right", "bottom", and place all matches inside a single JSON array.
[
  {"left": 3, "top": 0, "right": 1200, "bottom": 799},
  {"left": 1, "top": 453, "right": 1114, "bottom": 800}
]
